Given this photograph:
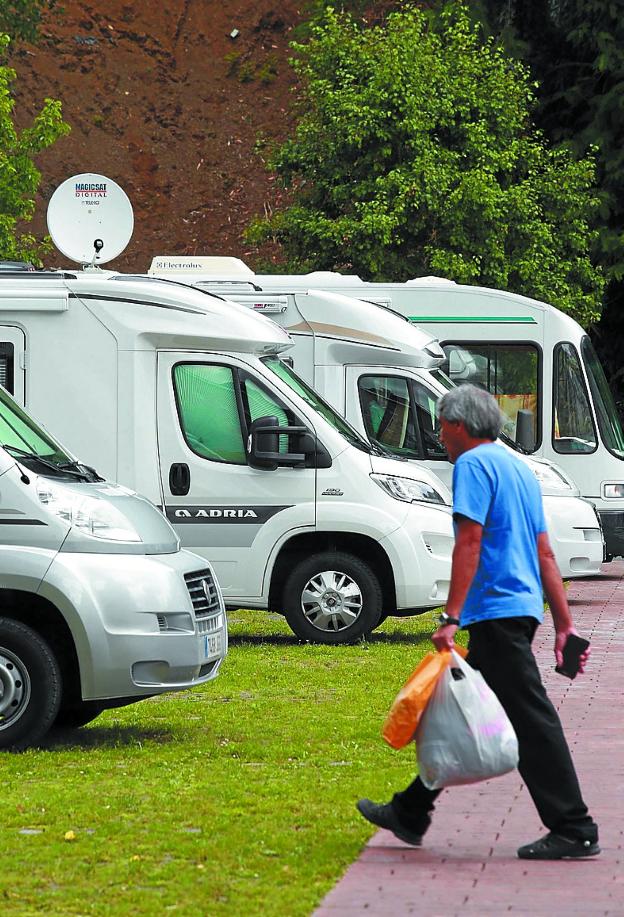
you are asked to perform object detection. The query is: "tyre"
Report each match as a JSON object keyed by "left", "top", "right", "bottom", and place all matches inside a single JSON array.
[
  {"left": 0, "top": 617, "right": 62, "bottom": 751},
  {"left": 53, "top": 701, "right": 104, "bottom": 730},
  {"left": 282, "top": 551, "right": 383, "bottom": 644}
]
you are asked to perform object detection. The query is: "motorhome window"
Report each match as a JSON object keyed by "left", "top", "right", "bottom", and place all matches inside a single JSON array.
[
  {"left": 173, "top": 364, "right": 246, "bottom": 464},
  {"left": 442, "top": 343, "right": 540, "bottom": 449},
  {"left": 241, "top": 376, "right": 293, "bottom": 456},
  {"left": 263, "top": 358, "right": 371, "bottom": 451},
  {"left": 411, "top": 381, "right": 448, "bottom": 459},
  {"left": 0, "top": 342, "right": 14, "bottom": 394},
  {"left": 581, "top": 336, "right": 624, "bottom": 459},
  {"left": 0, "top": 385, "right": 69, "bottom": 462},
  {"left": 358, "top": 376, "right": 420, "bottom": 457},
  {"left": 431, "top": 368, "right": 454, "bottom": 391},
  {"left": 553, "top": 343, "right": 597, "bottom": 454}
]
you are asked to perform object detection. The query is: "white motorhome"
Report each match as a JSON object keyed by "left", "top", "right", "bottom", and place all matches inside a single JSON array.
[
  {"left": 146, "top": 261, "right": 603, "bottom": 578},
  {"left": 148, "top": 257, "right": 622, "bottom": 561},
  {"left": 0, "top": 271, "right": 455, "bottom": 644},
  {"left": 0, "top": 371, "right": 227, "bottom": 750}
]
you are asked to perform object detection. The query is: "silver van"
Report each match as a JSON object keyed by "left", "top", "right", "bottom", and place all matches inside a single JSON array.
[{"left": 0, "top": 385, "right": 227, "bottom": 750}]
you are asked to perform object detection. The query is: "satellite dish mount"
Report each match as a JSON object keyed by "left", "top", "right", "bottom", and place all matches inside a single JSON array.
[{"left": 88, "top": 238, "right": 105, "bottom": 268}]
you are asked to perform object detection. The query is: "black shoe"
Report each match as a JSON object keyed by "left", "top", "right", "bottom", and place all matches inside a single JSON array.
[
  {"left": 356, "top": 798, "right": 428, "bottom": 846},
  {"left": 517, "top": 832, "right": 601, "bottom": 860}
]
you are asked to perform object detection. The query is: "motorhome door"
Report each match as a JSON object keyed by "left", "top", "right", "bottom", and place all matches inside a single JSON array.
[{"left": 156, "top": 352, "right": 316, "bottom": 602}]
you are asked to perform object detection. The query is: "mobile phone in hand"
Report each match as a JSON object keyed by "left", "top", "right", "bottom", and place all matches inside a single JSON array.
[{"left": 555, "top": 633, "right": 590, "bottom": 679}]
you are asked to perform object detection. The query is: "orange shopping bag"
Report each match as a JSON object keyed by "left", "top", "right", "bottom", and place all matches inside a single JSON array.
[{"left": 382, "top": 646, "right": 467, "bottom": 749}]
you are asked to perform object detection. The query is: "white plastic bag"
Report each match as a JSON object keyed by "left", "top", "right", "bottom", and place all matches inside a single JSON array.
[{"left": 415, "top": 650, "right": 519, "bottom": 790}]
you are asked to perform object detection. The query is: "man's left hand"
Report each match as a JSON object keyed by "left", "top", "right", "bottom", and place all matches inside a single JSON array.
[
  {"left": 432, "top": 624, "right": 458, "bottom": 652},
  {"left": 555, "top": 627, "right": 591, "bottom": 674}
]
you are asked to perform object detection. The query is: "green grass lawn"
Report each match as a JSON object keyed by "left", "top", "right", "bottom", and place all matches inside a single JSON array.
[{"left": 1, "top": 609, "right": 465, "bottom": 917}]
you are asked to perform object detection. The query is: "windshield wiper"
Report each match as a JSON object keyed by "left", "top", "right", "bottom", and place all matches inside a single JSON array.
[
  {"left": 57, "top": 460, "right": 103, "bottom": 482},
  {"left": 499, "top": 431, "right": 530, "bottom": 455},
  {"left": 1, "top": 445, "right": 91, "bottom": 480},
  {"left": 369, "top": 440, "right": 407, "bottom": 460}
]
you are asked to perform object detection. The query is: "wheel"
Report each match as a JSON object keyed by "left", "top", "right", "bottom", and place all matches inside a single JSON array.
[
  {"left": 53, "top": 701, "right": 104, "bottom": 730},
  {"left": 0, "top": 617, "right": 62, "bottom": 751},
  {"left": 282, "top": 551, "right": 383, "bottom": 644}
]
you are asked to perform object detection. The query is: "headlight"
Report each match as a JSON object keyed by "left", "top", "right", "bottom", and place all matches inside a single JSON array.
[
  {"left": 530, "top": 463, "right": 573, "bottom": 493},
  {"left": 371, "top": 473, "right": 447, "bottom": 505},
  {"left": 603, "top": 483, "right": 624, "bottom": 499},
  {"left": 36, "top": 478, "right": 141, "bottom": 542}
]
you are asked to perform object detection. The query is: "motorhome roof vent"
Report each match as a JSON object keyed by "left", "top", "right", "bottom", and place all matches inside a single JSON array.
[
  {"left": 405, "top": 276, "right": 457, "bottom": 286},
  {"left": 47, "top": 173, "right": 134, "bottom": 267},
  {"left": 148, "top": 256, "right": 254, "bottom": 277},
  {"left": 301, "top": 271, "right": 362, "bottom": 282}
]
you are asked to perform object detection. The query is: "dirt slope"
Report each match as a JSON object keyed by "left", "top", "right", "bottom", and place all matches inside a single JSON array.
[{"left": 10, "top": 0, "right": 305, "bottom": 272}]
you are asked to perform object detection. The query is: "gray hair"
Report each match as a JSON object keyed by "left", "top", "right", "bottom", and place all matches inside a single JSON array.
[{"left": 438, "top": 384, "right": 504, "bottom": 439}]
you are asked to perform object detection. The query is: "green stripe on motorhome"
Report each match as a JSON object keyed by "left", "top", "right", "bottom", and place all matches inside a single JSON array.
[{"left": 408, "top": 315, "right": 537, "bottom": 324}]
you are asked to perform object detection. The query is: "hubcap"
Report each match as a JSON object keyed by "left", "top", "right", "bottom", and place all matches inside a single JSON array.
[
  {"left": 300, "top": 570, "right": 363, "bottom": 632},
  {"left": 0, "top": 647, "right": 31, "bottom": 731}
]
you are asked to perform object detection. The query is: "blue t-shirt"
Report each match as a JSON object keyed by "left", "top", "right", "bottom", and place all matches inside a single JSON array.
[{"left": 452, "top": 443, "right": 547, "bottom": 626}]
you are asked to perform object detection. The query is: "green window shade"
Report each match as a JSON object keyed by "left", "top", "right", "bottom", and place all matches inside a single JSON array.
[
  {"left": 244, "top": 378, "right": 290, "bottom": 454},
  {"left": 174, "top": 364, "right": 246, "bottom": 464},
  {"left": 0, "top": 385, "right": 65, "bottom": 460}
]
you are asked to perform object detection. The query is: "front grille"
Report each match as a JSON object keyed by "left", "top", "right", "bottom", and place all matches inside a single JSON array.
[
  {"left": 196, "top": 614, "right": 223, "bottom": 636},
  {"left": 184, "top": 568, "right": 221, "bottom": 618}
]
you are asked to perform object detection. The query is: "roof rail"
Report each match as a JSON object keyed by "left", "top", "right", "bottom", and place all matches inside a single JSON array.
[
  {"left": 0, "top": 260, "right": 35, "bottom": 271},
  {"left": 0, "top": 271, "right": 77, "bottom": 279}
]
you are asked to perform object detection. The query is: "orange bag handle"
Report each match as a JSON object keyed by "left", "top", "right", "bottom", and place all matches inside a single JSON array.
[{"left": 382, "top": 645, "right": 467, "bottom": 749}]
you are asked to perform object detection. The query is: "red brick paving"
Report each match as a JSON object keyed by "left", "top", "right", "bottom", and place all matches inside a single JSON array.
[{"left": 315, "top": 563, "right": 624, "bottom": 916}]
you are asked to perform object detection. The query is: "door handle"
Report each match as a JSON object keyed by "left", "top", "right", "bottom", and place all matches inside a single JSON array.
[{"left": 169, "top": 463, "right": 190, "bottom": 496}]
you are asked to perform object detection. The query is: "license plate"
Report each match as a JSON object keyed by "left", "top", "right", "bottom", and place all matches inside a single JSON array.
[{"left": 203, "top": 632, "right": 222, "bottom": 660}]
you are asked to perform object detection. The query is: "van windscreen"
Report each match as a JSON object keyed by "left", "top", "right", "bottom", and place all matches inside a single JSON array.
[{"left": 0, "top": 387, "right": 71, "bottom": 465}]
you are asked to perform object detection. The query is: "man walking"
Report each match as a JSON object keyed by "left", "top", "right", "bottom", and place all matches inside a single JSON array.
[{"left": 357, "top": 384, "right": 599, "bottom": 859}]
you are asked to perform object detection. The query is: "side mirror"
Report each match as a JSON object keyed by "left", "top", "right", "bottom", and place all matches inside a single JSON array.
[
  {"left": 247, "top": 415, "right": 308, "bottom": 470},
  {"left": 515, "top": 409, "right": 535, "bottom": 453}
]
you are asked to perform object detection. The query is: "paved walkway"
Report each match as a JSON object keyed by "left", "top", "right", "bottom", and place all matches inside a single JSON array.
[{"left": 315, "top": 562, "right": 624, "bottom": 916}]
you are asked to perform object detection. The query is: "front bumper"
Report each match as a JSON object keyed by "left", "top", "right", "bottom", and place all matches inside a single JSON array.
[
  {"left": 543, "top": 496, "right": 604, "bottom": 577},
  {"left": 597, "top": 510, "right": 624, "bottom": 561},
  {"left": 380, "top": 505, "right": 453, "bottom": 611},
  {"left": 38, "top": 549, "right": 228, "bottom": 701}
]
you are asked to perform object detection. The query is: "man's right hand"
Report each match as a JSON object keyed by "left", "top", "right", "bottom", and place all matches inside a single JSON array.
[{"left": 432, "top": 624, "right": 458, "bottom": 652}]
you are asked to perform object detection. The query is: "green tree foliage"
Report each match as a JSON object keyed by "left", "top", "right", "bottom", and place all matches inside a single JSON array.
[
  {"left": 250, "top": 3, "right": 604, "bottom": 326},
  {"left": 463, "top": 1, "right": 624, "bottom": 396},
  {"left": 473, "top": 0, "right": 624, "bottom": 281},
  {"left": 0, "top": 33, "right": 70, "bottom": 264},
  {"left": 0, "top": 0, "right": 56, "bottom": 43}
]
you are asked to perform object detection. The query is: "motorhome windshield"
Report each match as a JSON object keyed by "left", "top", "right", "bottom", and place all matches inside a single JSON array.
[
  {"left": 553, "top": 342, "right": 597, "bottom": 455},
  {"left": 0, "top": 386, "right": 72, "bottom": 466},
  {"left": 581, "top": 336, "right": 624, "bottom": 460},
  {"left": 263, "top": 358, "right": 372, "bottom": 452}
]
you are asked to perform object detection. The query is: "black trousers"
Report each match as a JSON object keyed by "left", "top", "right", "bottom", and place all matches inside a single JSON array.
[{"left": 392, "top": 617, "right": 598, "bottom": 843}]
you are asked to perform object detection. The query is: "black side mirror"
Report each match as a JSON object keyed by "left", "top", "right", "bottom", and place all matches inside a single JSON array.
[
  {"left": 516, "top": 409, "right": 535, "bottom": 452},
  {"left": 247, "top": 415, "right": 308, "bottom": 470}
]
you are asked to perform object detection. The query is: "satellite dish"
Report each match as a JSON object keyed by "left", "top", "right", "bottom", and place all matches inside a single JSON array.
[{"left": 47, "top": 173, "right": 134, "bottom": 266}]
